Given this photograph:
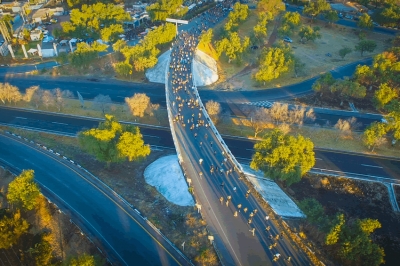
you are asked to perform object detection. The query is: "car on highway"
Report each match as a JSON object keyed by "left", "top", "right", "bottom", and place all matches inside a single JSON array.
[
  {"left": 345, "top": 14, "right": 353, "bottom": 20},
  {"left": 283, "top": 36, "right": 293, "bottom": 43}
]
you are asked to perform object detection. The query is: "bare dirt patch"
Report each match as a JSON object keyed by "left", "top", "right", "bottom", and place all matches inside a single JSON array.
[{"left": 286, "top": 174, "right": 400, "bottom": 265}]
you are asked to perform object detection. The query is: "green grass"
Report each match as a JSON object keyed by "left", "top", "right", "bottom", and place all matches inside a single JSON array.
[{"left": 13, "top": 41, "right": 41, "bottom": 59}]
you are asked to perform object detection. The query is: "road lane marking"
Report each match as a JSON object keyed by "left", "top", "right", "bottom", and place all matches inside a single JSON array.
[
  {"left": 15, "top": 117, "right": 27, "bottom": 119},
  {"left": 316, "top": 158, "right": 322, "bottom": 160},
  {"left": 52, "top": 122, "right": 68, "bottom": 125},
  {"left": 0, "top": 134, "right": 186, "bottom": 266},
  {"left": 361, "top": 164, "right": 383, "bottom": 169}
]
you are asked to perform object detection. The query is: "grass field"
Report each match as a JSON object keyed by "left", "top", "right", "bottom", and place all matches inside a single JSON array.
[{"left": 203, "top": 10, "right": 392, "bottom": 91}]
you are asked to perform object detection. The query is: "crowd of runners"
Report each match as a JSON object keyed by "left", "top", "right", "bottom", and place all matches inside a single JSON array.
[{"left": 168, "top": 31, "right": 292, "bottom": 263}]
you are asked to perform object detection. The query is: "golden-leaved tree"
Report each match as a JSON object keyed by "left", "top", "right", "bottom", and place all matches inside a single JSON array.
[{"left": 78, "top": 115, "right": 150, "bottom": 167}]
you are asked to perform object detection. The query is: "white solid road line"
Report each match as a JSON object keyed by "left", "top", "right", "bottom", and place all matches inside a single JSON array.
[
  {"left": 15, "top": 116, "right": 27, "bottom": 119},
  {"left": 316, "top": 158, "right": 322, "bottom": 160},
  {"left": 361, "top": 164, "right": 383, "bottom": 169},
  {"left": 52, "top": 122, "right": 69, "bottom": 125}
]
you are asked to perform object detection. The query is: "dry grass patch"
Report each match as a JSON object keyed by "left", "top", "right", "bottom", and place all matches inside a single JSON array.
[{"left": 214, "top": 18, "right": 391, "bottom": 91}]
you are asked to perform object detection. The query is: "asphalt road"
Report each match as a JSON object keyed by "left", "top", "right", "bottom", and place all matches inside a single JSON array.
[
  {"left": 1, "top": 105, "right": 399, "bottom": 182},
  {"left": 0, "top": 133, "right": 191, "bottom": 266},
  {"left": 0, "top": 57, "right": 382, "bottom": 129},
  {"left": 167, "top": 32, "right": 310, "bottom": 265}
]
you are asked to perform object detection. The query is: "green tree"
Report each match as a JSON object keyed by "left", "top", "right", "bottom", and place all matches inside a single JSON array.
[
  {"left": 101, "top": 24, "right": 124, "bottom": 43},
  {"left": 363, "top": 122, "right": 387, "bottom": 151},
  {"left": 374, "top": 83, "right": 398, "bottom": 109},
  {"left": 250, "top": 129, "right": 315, "bottom": 185},
  {"left": 379, "top": 4, "right": 400, "bottom": 28},
  {"left": 333, "top": 218, "right": 385, "bottom": 265},
  {"left": 115, "top": 62, "right": 132, "bottom": 77},
  {"left": 57, "top": 52, "right": 69, "bottom": 65},
  {"left": 312, "top": 72, "right": 336, "bottom": 97},
  {"left": 282, "top": 11, "right": 301, "bottom": 28},
  {"left": 338, "top": 47, "right": 352, "bottom": 59},
  {"left": 325, "top": 213, "right": 345, "bottom": 245},
  {"left": 215, "top": 32, "right": 250, "bottom": 63},
  {"left": 298, "top": 198, "right": 326, "bottom": 224},
  {"left": 325, "top": 10, "right": 339, "bottom": 24},
  {"left": 355, "top": 40, "right": 377, "bottom": 56},
  {"left": 113, "top": 39, "right": 126, "bottom": 52},
  {"left": 0, "top": 210, "right": 29, "bottom": 249},
  {"left": 146, "top": 0, "right": 185, "bottom": 21},
  {"left": 253, "top": 12, "right": 272, "bottom": 40},
  {"left": 78, "top": 115, "right": 150, "bottom": 167},
  {"left": 32, "top": 239, "right": 53, "bottom": 265},
  {"left": 257, "top": 0, "right": 285, "bottom": 16},
  {"left": 7, "top": 170, "right": 40, "bottom": 211},
  {"left": 358, "top": 13, "right": 374, "bottom": 31},
  {"left": 62, "top": 3, "right": 130, "bottom": 39},
  {"left": 279, "top": 11, "right": 301, "bottom": 37},
  {"left": 386, "top": 111, "right": 400, "bottom": 141},
  {"left": 298, "top": 26, "right": 321, "bottom": 43},
  {"left": 253, "top": 47, "right": 294, "bottom": 84},
  {"left": 69, "top": 43, "right": 99, "bottom": 68},
  {"left": 330, "top": 80, "right": 366, "bottom": 105},
  {"left": 199, "top": 29, "right": 213, "bottom": 48},
  {"left": 70, "top": 253, "right": 95, "bottom": 266},
  {"left": 303, "top": 0, "right": 331, "bottom": 20}
]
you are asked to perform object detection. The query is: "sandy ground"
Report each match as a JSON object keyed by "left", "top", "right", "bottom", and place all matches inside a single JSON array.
[
  {"left": 145, "top": 49, "right": 218, "bottom": 86},
  {"left": 144, "top": 155, "right": 195, "bottom": 207},
  {"left": 242, "top": 164, "right": 305, "bottom": 218}
]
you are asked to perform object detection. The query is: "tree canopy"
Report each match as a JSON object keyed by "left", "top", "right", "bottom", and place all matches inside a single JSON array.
[
  {"left": 0, "top": 210, "right": 29, "bottom": 249},
  {"left": 355, "top": 40, "right": 377, "bottom": 56},
  {"left": 358, "top": 13, "right": 374, "bottom": 31},
  {"left": 257, "top": 0, "right": 285, "bottom": 16},
  {"left": 78, "top": 115, "right": 150, "bottom": 166},
  {"left": 224, "top": 2, "right": 249, "bottom": 31},
  {"left": 7, "top": 170, "right": 40, "bottom": 211},
  {"left": 253, "top": 46, "right": 294, "bottom": 84},
  {"left": 250, "top": 129, "right": 315, "bottom": 185},
  {"left": 215, "top": 32, "right": 250, "bottom": 63},
  {"left": 303, "top": 0, "right": 331, "bottom": 20},
  {"left": 298, "top": 26, "right": 321, "bottom": 43},
  {"left": 146, "top": 0, "right": 187, "bottom": 21},
  {"left": 62, "top": 3, "right": 130, "bottom": 40},
  {"left": 120, "top": 23, "right": 176, "bottom": 72}
]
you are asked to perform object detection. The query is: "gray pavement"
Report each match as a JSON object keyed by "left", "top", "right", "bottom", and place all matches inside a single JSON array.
[
  {"left": 166, "top": 29, "right": 310, "bottom": 265},
  {"left": 0, "top": 132, "right": 191, "bottom": 266}
]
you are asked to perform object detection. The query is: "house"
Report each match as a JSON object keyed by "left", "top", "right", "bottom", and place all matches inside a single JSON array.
[
  {"left": 30, "top": 30, "right": 42, "bottom": 41},
  {"left": 41, "top": 41, "right": 56, "bottom": 57}
]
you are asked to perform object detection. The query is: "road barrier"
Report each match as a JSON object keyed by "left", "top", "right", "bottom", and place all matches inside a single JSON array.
[{"left": 1, "top": 130, "right": 192, "bottom": 266}]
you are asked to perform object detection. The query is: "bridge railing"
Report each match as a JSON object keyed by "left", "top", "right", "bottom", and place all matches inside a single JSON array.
[{"left": 191, "top": 51, "right": 243, "bottom": 173}]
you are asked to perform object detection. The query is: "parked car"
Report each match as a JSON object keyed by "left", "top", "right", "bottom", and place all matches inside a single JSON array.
[
  {"left": 338, "top": 13, "right": 343, "bottom": 18},
  {"left": 50, "top": 18, "right": 58, "bottom": 23},
  {"left": 373, "top": 22, "right": 380, "bottom": 27},
  {"left": 283, "top": 36, "right": 293, "bottom": 43},
  {"left": 345, "top": 14, "right": 353, "bottom": 20}
]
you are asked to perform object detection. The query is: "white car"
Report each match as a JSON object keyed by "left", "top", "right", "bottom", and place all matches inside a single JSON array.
[{"left": 283, "top": 37, "right": 293, "bottom": 43}]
